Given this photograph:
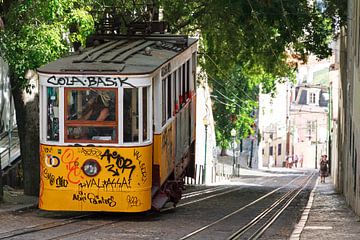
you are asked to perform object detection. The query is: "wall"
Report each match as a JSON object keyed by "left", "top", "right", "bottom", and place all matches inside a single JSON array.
[{"left": 337, "top": 0, "right": 360, "bottom": 215}]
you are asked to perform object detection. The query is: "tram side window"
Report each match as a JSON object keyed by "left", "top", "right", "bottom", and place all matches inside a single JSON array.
[
  {"left": 178, "top": 68, "right": 182, "bottom": 109},
  {"left": 167, "top": 74, "right": 172, "bottom": 120},
  {"left": 143, "top": 87, "right": 149, "bottom": 141},
  {"left": 65, "top": 89, "right": 117, "bottom": 142},
  {"left": 47, "top": 87, "right": 59, "bottom": 141},
  {"left": 173, "top": 71, "right": 177, "bottom": 113},
  {"left": 124, "top": 88, "right": 139, "bottom": 143},
  {"left": 182, "top": 63, "right": 186, "bottom": 105},
  {"left": 162, "top": 79, "right": 166, "bottom": 125},
  {"left": 186, "top": 60, "right": 190, "bottom": 99}
]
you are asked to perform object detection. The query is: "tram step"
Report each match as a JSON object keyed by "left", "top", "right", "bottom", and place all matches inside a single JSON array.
[{"left": 151, "top": 191, "right": 168, "bottom": 211}]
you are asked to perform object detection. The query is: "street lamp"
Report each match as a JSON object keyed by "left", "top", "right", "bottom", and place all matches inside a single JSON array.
[
  {"left": 203, "top": 116, "right": 209, "bottom": 184},
  {"left": 231, "top": 128, "right": 236, "bottom": 177}
]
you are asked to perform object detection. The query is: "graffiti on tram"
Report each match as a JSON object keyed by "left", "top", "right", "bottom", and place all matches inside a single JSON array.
[{"left": 39, "top": 145, "right": 150, "bottom": 206}]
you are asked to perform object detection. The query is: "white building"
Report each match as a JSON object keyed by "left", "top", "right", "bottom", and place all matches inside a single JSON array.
[{"left": 258, "top": 81, "right": 290, "bottom": 168}]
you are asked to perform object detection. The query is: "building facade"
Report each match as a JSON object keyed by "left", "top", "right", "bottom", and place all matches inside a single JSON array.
[
  {"left": 335, "top": 0, "right": 360, "bottom": 215},
  {"left": 258, "top": 82, "right": 290, "bottom": 168},
  {"left": 289, "top": 84, "right": 329, "bottom": 169}
]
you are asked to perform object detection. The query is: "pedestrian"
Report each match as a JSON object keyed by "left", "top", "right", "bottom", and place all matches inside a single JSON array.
[
  {"left": 299, "top": 154, "right": 304, "bottom": 168},
  {"left": 319, "top": 155, "right": 328, "bottom": 183},
  {"left": 288, "top": 155, "right": 293, "bottom": 168},
  {"left": 269, "top": 155, "right": 274, "bottom": 168},
  {"left": 294, "top": 154, "right": 298, "bottom": 168},
  {"left": 285, "top": 155, "right": 289, "bottom": 168}
]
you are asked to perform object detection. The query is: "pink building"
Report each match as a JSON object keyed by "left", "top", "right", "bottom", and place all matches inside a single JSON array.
[{"left": 290, "top": 84, "right": 329, "bottom": 169}]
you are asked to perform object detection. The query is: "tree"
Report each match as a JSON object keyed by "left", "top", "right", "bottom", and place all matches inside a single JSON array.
[
  {"left": 0, "top": 0, "right": 96, "bottom": 195},
  {"left": 0, "top": 0, "right": 348, "bottom": 194},
  {"left": 0, "top": 0, "right": 167, "bottom": 196},
  {"left": 160, "top": 0, "right": 346, "bottom": 150}
]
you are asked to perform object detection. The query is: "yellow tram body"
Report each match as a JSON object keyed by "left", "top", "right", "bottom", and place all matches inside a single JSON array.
[
  {"left": 38, "top": 33, "right": 198, "bottom": 212},
  {"left": 39, "top": 144, "right": 152, "bottom": 212}
]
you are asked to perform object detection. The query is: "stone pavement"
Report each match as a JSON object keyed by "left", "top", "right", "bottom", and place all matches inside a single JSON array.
[
  {"left": 291, "top": 176, "right": 360, "bottom": 240},
  {"left": 0, "top": 185, "right": 38, "bottom": 213},
  {"left": 1, "top": 169, "right": 360, "bottom": 240}
]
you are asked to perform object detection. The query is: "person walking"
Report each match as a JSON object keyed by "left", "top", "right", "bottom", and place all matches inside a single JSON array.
[
  {"left": 294, "top": 154, "right": 298, "bottom": 168},
  {"left": 320, "top": 155, "right": 328, "bottom": 183}
]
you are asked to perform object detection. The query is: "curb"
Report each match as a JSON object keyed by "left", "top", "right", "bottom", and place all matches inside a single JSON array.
[{"left": 289, "top": 177, "right": 319, "bottom": 240}]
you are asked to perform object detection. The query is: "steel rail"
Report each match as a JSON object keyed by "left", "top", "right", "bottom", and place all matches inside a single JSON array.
[
  {"left": 178, "top": 174, "right": 306, "bottom": 240},
  {"left": 228, "top": 172, "right": 315, "bottom": 240},
  {"left": 0, "top": 214, "right": 94, "bottom": 239},
  {"left": 247, "top": 172, "right": 316, "bottom": 240},
  {"left": 182, "top": 186, "right": 232, "bottom": 199}
]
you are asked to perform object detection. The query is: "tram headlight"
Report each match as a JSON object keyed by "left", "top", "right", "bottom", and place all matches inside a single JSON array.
[{"left": 82, "top": 159, "right": 101, "bottom": 177}]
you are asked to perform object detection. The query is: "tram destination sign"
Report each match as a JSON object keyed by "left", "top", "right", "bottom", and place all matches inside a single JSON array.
[{"left": 45, "top": 75, "right": 136, "bottom": 88}]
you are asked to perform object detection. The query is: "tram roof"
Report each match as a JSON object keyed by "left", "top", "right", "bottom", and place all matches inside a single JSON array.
[{"left": 38, "top": 35, "right": 198, "bottom": 76}]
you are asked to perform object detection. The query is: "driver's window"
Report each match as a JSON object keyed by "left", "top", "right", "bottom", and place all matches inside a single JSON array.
[{"left": 64, "top": 88, "right": 117, "bottom": 142}]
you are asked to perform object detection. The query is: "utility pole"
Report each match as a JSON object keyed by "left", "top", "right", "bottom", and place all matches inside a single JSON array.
[
  {"left": 315, "top": 120, "right": 318, "bottom": 169},
  {"left": 328, "top": 83, "right": 332, "bottom": 172},
  {"left": 0, "top": 158, "right": 3, "bottom": 203}
]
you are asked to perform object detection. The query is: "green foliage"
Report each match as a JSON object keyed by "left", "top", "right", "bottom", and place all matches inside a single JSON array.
[
  {"left": 160, "top": 0, "right": 341, "bottom": 149},
  {"left": 0, "top": 0, "right": 346, "bottom": 151},
  {"left": 0, "top": 0, "right": 96, "bottom": 88}
]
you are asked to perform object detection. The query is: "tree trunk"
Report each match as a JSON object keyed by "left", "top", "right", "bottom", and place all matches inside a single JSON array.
[
  {"left": 11, "top": 73, "right": 39, "bottom": 196},
  {"left": 220, "top": 148, "right": 227, "bottom": 156}
]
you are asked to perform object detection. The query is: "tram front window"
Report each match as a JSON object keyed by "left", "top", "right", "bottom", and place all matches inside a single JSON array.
[
  {"left": 47, "top": 87, "right": 59, "bottom": 141},
  {"left": 65, "top": 88, "right": 117, "bottom": 142}
]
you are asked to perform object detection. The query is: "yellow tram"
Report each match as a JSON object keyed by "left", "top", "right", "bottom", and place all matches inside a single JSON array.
[{"left": 38, "top": 34, "right": 198, "bottom": 212}]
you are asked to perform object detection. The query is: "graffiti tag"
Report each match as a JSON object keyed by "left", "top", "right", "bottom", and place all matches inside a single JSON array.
[
  {"left": 61, "top": 149, "right": 84, "bottom": 184},
  {"left": 79, "top": 148, "right": 103, "bottom": 158},
  {"left": 56, "top": 176, "right": 69, "bottom": 188},
  {"left": 134, "top": 149, "right": 147, "bottom": 183},
  {"left": 101, "top": 149, "right": 136, "bottom": 182},
  {"left": 43, "top": 169, "right": 55, "bottom": 186},
  {"left": 46, "top": 76, "right": 135, "bottom": 88},
  {"left": 78, "top": 177, "right": 131, "bottom": 191},
  {"left": 72, "top": 191, "right": 117, "bottom": 207},
  {"left": 127, "top": 195, "right": 142, "bottom": 207}
]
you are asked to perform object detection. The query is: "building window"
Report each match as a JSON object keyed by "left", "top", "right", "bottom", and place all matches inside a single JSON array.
[
  {"left": 309, "top": 92, "right": 316, "bottom": 104},
  {"left": 269, "top": 146, "right": 273, "bottom": 156},
  {"left": 278, "top": 143, "right": 282, "bottom": 155}
]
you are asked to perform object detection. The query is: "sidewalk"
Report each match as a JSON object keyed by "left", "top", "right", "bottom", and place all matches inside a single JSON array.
[
  {"left": 0, "top": 185, "right": 38, "bottom": 213},
  {"left": 291, "top": 176, "right": 360, "bottom": 239}
]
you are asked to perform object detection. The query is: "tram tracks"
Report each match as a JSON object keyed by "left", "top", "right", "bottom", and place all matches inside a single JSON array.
[
  {"left": 0, "top": 185, "right": 237, "bottom": 239},
  {"left": 0, "top": 214, "right": 94, "bottom": 239},
  {"left": 229, "top": 173, "right": 315, "bottom": 240},
  {"left": 0, "top": 174, "right": 312, "bottom": 240},
  {"left": 179, "top": 173, "right": 315, "bottom": 240}
]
